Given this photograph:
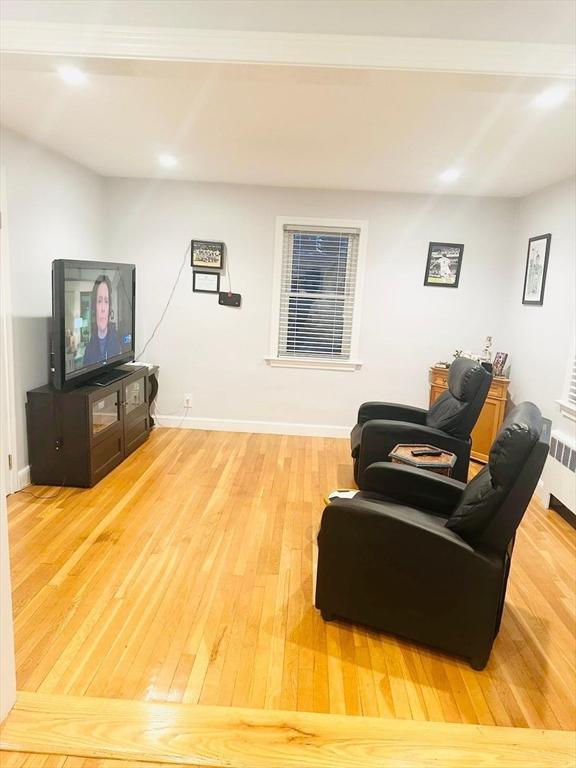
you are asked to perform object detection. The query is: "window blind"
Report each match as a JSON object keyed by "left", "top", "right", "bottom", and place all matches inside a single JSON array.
[
  {"left": 569, "top": 358, "right": 576, "bottom": 405},
  {"left": 278, "top": 225, "right": 360, "bottom": 360}
]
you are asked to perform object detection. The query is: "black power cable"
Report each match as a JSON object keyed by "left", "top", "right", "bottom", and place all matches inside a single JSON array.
[{"left": 136, "top": 242, "right": 191, "bottom": 359}]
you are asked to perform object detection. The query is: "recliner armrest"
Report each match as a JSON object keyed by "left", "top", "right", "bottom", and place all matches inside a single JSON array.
[
  {"left": 363, "top": 462, "right": 465, "bottom": 516},
  {"left": 357, "top": 402, "right": 428, "bottom": 425},
  {"left": 319, "top": 496, "right": 476, "bottom": 558},
  {"left": 361, "top": 419, "right": 469, "bottom": 450},
  {"left": 356, "top": 419, "right": 471, "bottom": 486}
]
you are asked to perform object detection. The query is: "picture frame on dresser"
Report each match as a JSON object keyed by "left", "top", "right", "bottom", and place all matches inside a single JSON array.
[{"left": 492, "top": 352, "right": 508, "bottom": 377}]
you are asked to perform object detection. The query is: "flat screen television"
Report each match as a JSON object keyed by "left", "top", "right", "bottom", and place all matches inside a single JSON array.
[{"left": 51, "top": 259, "right": 136, "bottom": 390}]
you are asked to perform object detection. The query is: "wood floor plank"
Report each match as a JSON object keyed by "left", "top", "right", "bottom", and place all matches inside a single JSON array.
[
  {"left": 2, "top": 753, "right": 170, "bottom": 768},
  {"left": 6, "top": 429, "right": 576, "bottom": 729},
  {"left": 1, "top": 692, "right": 574, "bottom": 768}
]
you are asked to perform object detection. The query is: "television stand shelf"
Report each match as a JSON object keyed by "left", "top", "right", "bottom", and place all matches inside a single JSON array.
[
  {"left": 26, "top": 364, "right": 156, "bottom": 488},
  {"left": 91, "top": 367, "right": 135, "bottom": 387}
]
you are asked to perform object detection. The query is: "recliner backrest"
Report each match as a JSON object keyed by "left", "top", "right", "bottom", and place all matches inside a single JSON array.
[
  {"left": 426, "top": 357, "right": 492, "bottom": 439},
  {"left": 446, "top": 402, "right": 548, "bottom": 551}
]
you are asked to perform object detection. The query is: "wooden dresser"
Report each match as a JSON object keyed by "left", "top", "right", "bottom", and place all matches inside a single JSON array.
[{"left": 429, "top": 365, "right": 510, "bottom": 463}]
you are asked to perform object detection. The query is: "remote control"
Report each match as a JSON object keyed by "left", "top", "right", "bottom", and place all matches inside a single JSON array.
[{"left": 411, "top": 448, "right": 443, "bottom": 457}]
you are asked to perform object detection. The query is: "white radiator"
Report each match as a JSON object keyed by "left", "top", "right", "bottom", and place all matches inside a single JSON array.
[{"left": 540, "top": 429, "right": 576, "bottom": 515}]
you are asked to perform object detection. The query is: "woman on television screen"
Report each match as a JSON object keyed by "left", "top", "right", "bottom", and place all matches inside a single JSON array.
[{"left": 83, "top": 275, "right": 121, "bottom": 365}]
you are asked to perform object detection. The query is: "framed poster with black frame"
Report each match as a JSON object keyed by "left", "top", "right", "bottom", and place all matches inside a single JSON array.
[
  {"left": 423, "top": 242, "right": 464, "bottom": 288},
  {"left": 191, "top": 240, "right": 224, "bottom": 270},
  {"left": 193, "top": 270, "right": 220, "bottom": 294},
  {"left": 522, "top": 233, "right": 551, "bottom": 306}
]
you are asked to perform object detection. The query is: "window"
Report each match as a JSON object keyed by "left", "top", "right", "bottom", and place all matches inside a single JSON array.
[
  {"left": 268, "top": 218, "right": 366, "bottom": 370},
  {"left": 569, "top": 359, "right": 576, "bottom": 406},
  {"left": 558, "top": 354, "right": 576, "bottom": 421}
]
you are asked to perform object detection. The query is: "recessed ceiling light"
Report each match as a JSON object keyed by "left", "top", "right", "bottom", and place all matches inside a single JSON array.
[
  {"left": 57, "top": 66, "right": 88, "bottom": 86},
  {"left": 158, "top": 153, "right": 179, "bottom": 169},
  {"left": 531, "top": 85, "right": 570, "bottom": 109},
  {"left": 438, "top": 168, "right": 462, "bottom": 183}
]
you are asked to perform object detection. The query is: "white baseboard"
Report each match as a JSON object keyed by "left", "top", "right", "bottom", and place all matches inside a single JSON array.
[
  {"left": 17, "top": 466, "right": 30, "bottom": 490},
  {"left": 542, "top": 453, "right": 576, "bottom": 514},
  {"left": 152, "top": 415, "right": 350, "bottom": 438},
  {"left": 535, "top": 478, "right": 550, "bottom": 508}
]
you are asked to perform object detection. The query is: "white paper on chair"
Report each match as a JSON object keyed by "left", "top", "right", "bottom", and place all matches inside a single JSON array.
[{"left": 327, "top": 489, "right": 359, "bottom": 501}]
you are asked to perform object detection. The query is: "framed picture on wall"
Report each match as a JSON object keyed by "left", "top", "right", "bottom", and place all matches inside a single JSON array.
[
  {"left": 191, "top": 240, "right": 224, "bottom": 270},
  {"left": 193, "top": 270, "right": 220, "bottom": 293},
  {"left": 423, "top": 242, "right": 464, "bottom": 288},
  {"left": 522, "top": 233, "right": 551, "bottom": 305}
]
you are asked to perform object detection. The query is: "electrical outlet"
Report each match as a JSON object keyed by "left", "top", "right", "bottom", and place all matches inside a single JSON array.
[{"left": 184, "top": 393, "right": 193, "bottom": 407}]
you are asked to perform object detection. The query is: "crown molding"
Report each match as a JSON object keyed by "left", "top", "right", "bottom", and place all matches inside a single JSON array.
[{"left": 1, "top": 21, "right": 575, "bottom": 78}]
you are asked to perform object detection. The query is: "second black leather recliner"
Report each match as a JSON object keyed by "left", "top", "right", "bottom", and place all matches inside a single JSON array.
[
  {"left": 351, "top": 357, "right": 492, "bottom": 485},
  {"left": 318, "top": 403, "right": 550, "bottom": 669}
]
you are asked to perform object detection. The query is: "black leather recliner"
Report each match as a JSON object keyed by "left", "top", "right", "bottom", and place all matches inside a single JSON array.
[
  {"left": 317, "top": 403, "right": 550, "bottom": 669},
  {"left": 351, "top": 357, "right": 493, "bottom": 485}
]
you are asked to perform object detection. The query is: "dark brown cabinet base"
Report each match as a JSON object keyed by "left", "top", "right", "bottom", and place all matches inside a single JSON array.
[{"left": 26, "top": 365, "right": 153, "bottom": 488}]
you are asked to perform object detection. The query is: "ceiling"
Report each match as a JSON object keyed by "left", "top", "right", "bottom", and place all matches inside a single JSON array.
[
  {"left": 1, "top": 1, "right": 575, "bottom": 197},
  {"left": 1, "top": 0, "right": 575, "bottom": 44}
]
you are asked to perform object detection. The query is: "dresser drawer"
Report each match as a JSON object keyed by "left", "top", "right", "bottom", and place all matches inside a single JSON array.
[
  {"left": 489, "top": 378, "right": 509, "bottom": 400},
  {"left": 431, "top": 367, "right": 508, "bottom": 399},
  {"left": 430, "top": 368, "right": 449, "bottom": 387}
]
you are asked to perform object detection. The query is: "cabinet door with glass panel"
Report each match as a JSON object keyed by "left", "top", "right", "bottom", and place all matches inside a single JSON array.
[
  {"left": 90, "top": 386, "right": 122, "bottom": 439},
  {"left": 124, "top": 375, "right": 146, "bottom": 416},
  {"left": 122, "top": 369, "right": 150, "bottom": 456}
]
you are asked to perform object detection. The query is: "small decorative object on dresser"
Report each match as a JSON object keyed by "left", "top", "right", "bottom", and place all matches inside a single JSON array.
[
  {"left": 424, "top": 242, "right": 464, "bottom": 287},
  {"left": 429, "top": 365, "right": 510, "bottom": 463},
  {"left": 481, "top": 336, "right": 493, "bottom": 363},
  {"left": 480, "top": 337, "right": 494, "bottom": 372},
  {"left": 492, "top": 352, "right": 508, "bottom": 377},
  {"left": 522, "top": 233, "right": 551, "bottom": 305}
]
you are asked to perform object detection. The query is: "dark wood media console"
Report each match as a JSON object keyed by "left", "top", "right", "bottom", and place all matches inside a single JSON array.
[{"left": 26, "top": 364, "right": 156, "bottom": 488}]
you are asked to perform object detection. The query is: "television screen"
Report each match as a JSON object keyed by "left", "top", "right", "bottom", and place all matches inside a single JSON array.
[{"left": 52, "top": 260, "right": 135, "bottom": 388}]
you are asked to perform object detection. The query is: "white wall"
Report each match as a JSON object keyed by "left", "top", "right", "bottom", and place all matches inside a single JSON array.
[
  {"left": 501, "top": 176, "right": 576, "bottom": 425},
  {"left": 500, "top": 176, "right": 576, "bottom": 514},
  {"left": 4, "top": 127, "right": 571, "bottom": 462},
  {"left": 1, "top": 127, "right": 105, "bottom": 473},
  {"left": 0, "top": 172, "right": 16, "bottom": 723},
  {"left": 105, "top": 178, "right": 515, "bottom": 433}
]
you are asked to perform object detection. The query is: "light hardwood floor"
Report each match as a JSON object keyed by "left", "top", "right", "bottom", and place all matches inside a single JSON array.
[
  {"left": 0, "top": 751, "right": 165, "bottom": 768},
  {"left": 2, "top": 692, "right": 574, "bottom": 768},
  {"left": 6, "top": 428, "right": 576, "bottom": 730}
]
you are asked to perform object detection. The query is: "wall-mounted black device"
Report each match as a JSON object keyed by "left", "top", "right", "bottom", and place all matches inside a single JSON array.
[{"left": 219, "top": 292, "right": 241, "bottom": 307}]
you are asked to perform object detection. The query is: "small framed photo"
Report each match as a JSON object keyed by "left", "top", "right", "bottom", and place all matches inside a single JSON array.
[
  {"left": 424, "top": 242, "right": 464, "bottom": 288},
  {"left": 492, "top": 352, "right": 508, "bottom": 377},
  {"left": 522, "top": 234, "right": 551, "bottom": 305},
  {"left": 193, "top": 270, "right": 220, "bottom": 294},
  {"left": 191, "top": 240, "right": 224, "bottom": 270}
]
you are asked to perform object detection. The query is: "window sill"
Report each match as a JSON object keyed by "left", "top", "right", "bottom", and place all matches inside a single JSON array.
[
  {"left": 265, "top": 357, "right": 362, "bottom": 372},
  {"left": 557, "top": 399, "right": 576, "bottom": 422}
]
